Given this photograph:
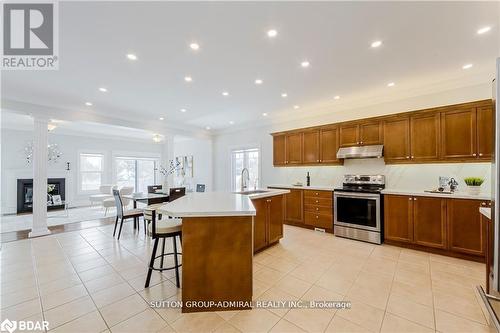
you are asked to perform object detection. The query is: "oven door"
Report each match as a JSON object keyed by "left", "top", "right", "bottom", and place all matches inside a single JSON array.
[{"left": 334, "top": 191, "right": 380, "bottom": 232}]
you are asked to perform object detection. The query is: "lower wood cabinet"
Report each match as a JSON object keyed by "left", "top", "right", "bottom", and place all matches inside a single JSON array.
[
  {"left": 384, "top": 194, "right": 489, "bottom": 260},
  {"left": 303, "top": 190, "right": 333, "bottom": 230},
  {"left": 251, "top": 195, "right": 284, "bottom": 253},
  {"left": 284, "top": 189, "right": 304, "bottom": 224}
]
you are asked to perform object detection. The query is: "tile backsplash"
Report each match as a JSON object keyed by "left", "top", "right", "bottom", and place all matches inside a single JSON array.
[{"left": 271, "top": 159, "right": 491, "bottom": 194}]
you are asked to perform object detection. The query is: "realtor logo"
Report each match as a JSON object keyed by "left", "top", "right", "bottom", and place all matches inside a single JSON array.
[
  {"left": 1, "top": 2, "right": 59, "bottom": 69},
  {"left": 1, "top": 319, "right": 17, "bottom": 333}
]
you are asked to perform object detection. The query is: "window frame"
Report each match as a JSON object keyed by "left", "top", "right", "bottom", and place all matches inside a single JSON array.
[
  {"left": 112, "top": 153, "right": 161, "bottom": 193},
  {"left": 78, "top": 151, "right": 105, "bottom": 194},
  {"left": 229, "top": 144, "right": 261, "bottom": 192}
]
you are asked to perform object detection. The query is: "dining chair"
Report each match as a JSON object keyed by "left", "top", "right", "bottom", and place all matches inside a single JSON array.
[
  {"left": 112, "top": 189, "right": 143, "bottom": 239},
  {"left": 148, "top": 185, "right": 162, "bottom": 194},
  {"left": 196, "top": 184, "right": 206, "bottom": 192},
  {"left": 169, "top": 187, "right": 186, "bottom": 201}
]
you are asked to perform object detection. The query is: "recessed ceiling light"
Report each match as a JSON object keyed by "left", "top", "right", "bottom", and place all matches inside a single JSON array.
[
  {"left": 189, "top": 42, "right": 200, "bottom": 50},
  {"left": 267, "top": 29, "right": 278, "bottom": 38},
  {"left": 126, "top": 53, "right": 137, "bottom": 60},
  {"left": 255, "top": 79, "right": 263, "bottom": 85},
  {"left": 184, "top": 76, "right": 192, "bottom": 82},
  {"left": 371, "top": 40, "right": 382, "bottom": 48},
  {"left": 180, "top": 108, "right": 187, "bottom": 113},
  {"left": 99, "top": 87, "right": 107, "bottom": 92},
  {"left": 334, "top": 95, "right": 340, "bottom": 100},
  {"left": 159, "top": 117, "right": 164, "bottom": 120},
  {"left": 477, "top": 26, "right": 491, "bottom": 35},
  {"left": 293, "top": 105, "right": 300, "bottom": 109},
  {"left": 222, "top": 91, "right": 229, "bottom": 96},
  {"left": 300, "top": 61, "right": 310, "bottom": 68},
  {"left": 205, "top": 126, "right": 211, "bottom": 130},
  {"left": 281, "top": 93, "right": 288, "bottom": 98},
  {"left": 387, "top": 82, "right": 395, "bottom": 87},
  {"left": 262, "top": 113, "right": 268, "bottom": 117},
  {"left": 462, "top": 63, "right": 473, "bottom": 70},
  {"left": 229, "top": 121, "right": 234, "bottom": 125},
  {"left": 85, "top": 102, "right": 93, "bottom": 106}
]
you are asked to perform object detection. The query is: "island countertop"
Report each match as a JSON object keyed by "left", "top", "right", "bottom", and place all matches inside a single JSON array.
[{"left": 157, "top": 192, "right": 257, "bottom": 217}]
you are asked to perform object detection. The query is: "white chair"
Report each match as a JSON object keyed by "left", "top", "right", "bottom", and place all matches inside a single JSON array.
[
  {"left": 89, "top": 185, "right": 115, "bottom": 206},
  {"left": 103, "top": 186, "right": 134, "bottom": 216}
]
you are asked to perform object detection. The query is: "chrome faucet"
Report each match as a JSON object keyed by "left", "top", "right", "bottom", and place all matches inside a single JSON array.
[{"left": 241, "top": 168, "right": 250, "bottom": 192}]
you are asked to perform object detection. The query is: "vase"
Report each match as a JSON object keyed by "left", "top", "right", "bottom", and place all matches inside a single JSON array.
[{"left": 466, "top": 185, "right": 482, "bottom": 195}]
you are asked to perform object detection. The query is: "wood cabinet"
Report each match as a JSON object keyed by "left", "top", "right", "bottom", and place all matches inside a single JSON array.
[
  {"left": 413, "top": 196, "right": 447, "bottom": 249},
  {"left": 286, "top": 133, "right": 303, "bottom": 165},
  {"left": 383, "top": 117, "right": 410, "bottom": 162},
  {"left": 384, "top": 195, "right": 413, "bottom": 243},
  {"left": 303, "top": 130, "right": 320, "bottom": 164},
  {"left": 477, "top": 105, "right": 493, "bottom": 159},
  {"left": 284, "top": 189, "right": 304, "bottom": 224},
  {"left": 303, "top": 190, "right": 333, "bottom": 230},
  {"left": 339, "top": 121, "right": 382, "bottom": 147},
  {"left": 251, "top": 195, "right": 284, "bottom": 253},
  {"left": 441, "top": 107, "right": 476, "bottom": 160},
  {"left": 384, "top": 194, "right": 489, "bottom": 260},
  {"left": 319, "top": 127, "right": 340, "bottom": 163},
  {"left": 272, "top": 99, "right": 493, "bottom": 166},
  {"left": 273, "top": 135, "right": 286, "bottom": 166},
  {"left": 447, "top": 199, "right": 487, "bottom": 256},
  {"left": 410, "top": 113, "right": 440, "bottom": 161}
]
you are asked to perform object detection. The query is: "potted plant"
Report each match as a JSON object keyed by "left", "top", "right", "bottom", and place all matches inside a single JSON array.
[{"left": 464, "top": 177, "right": 484, "bottom": 195}]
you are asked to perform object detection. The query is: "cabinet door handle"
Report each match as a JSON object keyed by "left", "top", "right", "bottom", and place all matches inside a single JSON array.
[
  {"left": 315, "top": 192, "right": 319, "bottom": 195},
  {"left": 317, "top": 159, "right": 320, "bottom": 162},
  {"left": 408, "top": 197, "right": 412, "bottom": 201},
  {"left": 406, "top": 156, "right": 410, "bottom": 159},
  {"left": 481, "top": 202, "right": 486, "bottom": 206},
  {"left": 316, "top": 215, "right": 319, "bottom": 219},
  {"left": 315, "top": 200, "right": 319, "bottom": 203},
  {"left": 473, "top": 153, "right": 477, "bottom": 157},
  {"left": 479, "top": 153, "right": 483, "bottom": 157},
  {"left": 414, "top": 197, "right": 417, "bottom": 201},
  {"left": 360, "top": 141, "right": 363, "bottom": 144},
  {"left": 411, "top": 156, "right": 414, "bottom": 159},
  {"left": 316, "top": 208, "right": 319, "bottom": 211}
]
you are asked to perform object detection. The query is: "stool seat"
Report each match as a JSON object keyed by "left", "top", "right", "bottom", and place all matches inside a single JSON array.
[
  {"left": 148, "top": 218, "right": 182, "bottom": 234},
  {"left": 123, "top": 208, "right": 143, "bottom": 218}
]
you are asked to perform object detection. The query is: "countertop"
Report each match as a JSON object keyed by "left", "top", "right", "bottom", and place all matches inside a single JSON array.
[
  {"left": 480, "top": 207, "right": 491, "bottom": 219},
  {"left": 268, "top": 184, "right": 335, "bottom": 191},
  {"left": 157, "top": 192, "right": 256, "bottom": 218},
  {"left": 242, "top": 188, "right": 290, "bottom": 200},
  {"left": 381, "top": 189, "right": 491, "bottom": 201}
]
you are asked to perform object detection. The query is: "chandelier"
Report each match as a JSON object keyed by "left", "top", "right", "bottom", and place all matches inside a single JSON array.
[{"left": 24, "top": 142, "right": 63, "bottom": 164}]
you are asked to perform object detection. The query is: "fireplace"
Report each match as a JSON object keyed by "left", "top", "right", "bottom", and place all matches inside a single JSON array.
[{"left": 17, "top": 178, "right": 66, "bottom": 214}]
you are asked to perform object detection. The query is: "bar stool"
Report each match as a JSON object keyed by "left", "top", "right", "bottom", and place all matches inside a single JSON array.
[{"left": 144, "top": 209, "right": 182, "bottom": 288}]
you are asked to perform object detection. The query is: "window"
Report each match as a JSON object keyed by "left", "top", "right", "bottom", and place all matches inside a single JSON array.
[
  {"left": 79, "top": 153, "right": 104, "bottom": 191},
  {"left": 231, "top": 147, "right": 260, "bottom": 191},
  {"left": 115, "top": 157, "right": 158, "bottom": 193}
]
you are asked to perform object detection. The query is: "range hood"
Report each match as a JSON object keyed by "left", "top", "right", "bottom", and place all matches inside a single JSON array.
[{"left": 336, "top": 145, "right": 384, "bottom": 159}]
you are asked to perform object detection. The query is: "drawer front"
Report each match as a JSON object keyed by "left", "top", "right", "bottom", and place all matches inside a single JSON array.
[
  {"left": 304, "top": 197, "right": 333, "bottom": 207},
  {"left": 305, "top": 212, "right": 333, "bottom": 229},
  {"left": 304, "top": 204, "right": 333, "bottom": 215},
  {"left": 304, "top": 190, "right": 333, "bottom": 199}
]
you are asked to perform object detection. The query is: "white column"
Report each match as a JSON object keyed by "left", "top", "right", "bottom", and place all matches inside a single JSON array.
[{"left": 29, "top": 116, "right": 51, "bottom": 237}]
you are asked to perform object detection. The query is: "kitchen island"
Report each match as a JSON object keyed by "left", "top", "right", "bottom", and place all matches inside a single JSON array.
[{"left": 157, "top": 190, "right": 287, "bottom": 312}]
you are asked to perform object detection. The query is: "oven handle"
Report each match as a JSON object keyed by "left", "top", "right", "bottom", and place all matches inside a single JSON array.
[{"left": 334, "top": 191, "right": 380, "bottom": 199}]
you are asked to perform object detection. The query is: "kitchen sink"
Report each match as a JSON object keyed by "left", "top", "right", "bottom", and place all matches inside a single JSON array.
[{"left": 234, "top": 190, "right": 269, "bottom": 195}]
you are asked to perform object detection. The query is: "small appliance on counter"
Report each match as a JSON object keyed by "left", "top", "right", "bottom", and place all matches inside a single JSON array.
[{"left": 333, "top": 175, "right": 385, "bottom": 244}]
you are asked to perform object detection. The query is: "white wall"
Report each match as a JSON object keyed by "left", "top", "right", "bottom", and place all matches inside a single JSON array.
[
  {"left": 173, "top": 137, "right": 213, "bottom": 191},
  {"left": 1, "top": 129, "right": 166, "bottom": 214},
  {"left": 213, "top": 83, "right": 493, "bottom": 194}
]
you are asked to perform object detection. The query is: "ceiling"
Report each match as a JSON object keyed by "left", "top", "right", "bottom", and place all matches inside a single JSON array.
[{"left": 2, "top": 1, "right": 499, "bottom": 134}]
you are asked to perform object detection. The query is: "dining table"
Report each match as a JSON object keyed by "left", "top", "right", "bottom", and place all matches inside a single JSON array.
[{"left": 123, "top": 193, "right": 170, "bottom": 209}]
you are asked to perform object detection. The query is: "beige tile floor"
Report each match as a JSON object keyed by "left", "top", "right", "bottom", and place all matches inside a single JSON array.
[{"left": 0, "top": 223, "right": 493, "bottom": 333}]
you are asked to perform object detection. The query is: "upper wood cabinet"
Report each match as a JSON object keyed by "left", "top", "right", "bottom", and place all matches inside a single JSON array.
[
  {"left": 302, "top": 130, "right": 320, "bottom": 164},
  {"left": 410, "top": 113, "right": 440, "bottom": 162},
  {"left": 339, "top": 121, "right": 382, "bottom": 147},
  {"left": 320, "top": 127, "right": 340, "bottom": 163},
  {"left": 359, "top": 121, "right": 383, "bottom": 145},
  {"left": 441, "top": 107, "right": 476, "bottom": 160},
  {"left": 273, "top": 135, "right": 286, "bottom": 166},
  {"left": 477, "top": 105, "right": 493, "bottom": 159},
  {"left": 383, "top": 117, "right": 410, "bottom": 162},
  {"left": 271, "top": 100, "right": 492, "bottom": 166},
  {"left": 286, "top": 132, "right": 303, "bottom": 165},
  {"left": 447, "top": 199, "right": 487, "bottom": 256}
]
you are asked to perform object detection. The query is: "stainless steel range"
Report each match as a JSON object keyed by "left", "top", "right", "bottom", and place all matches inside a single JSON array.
[{"left": 334, "top": 175, "right": 385, "bottom": 244}]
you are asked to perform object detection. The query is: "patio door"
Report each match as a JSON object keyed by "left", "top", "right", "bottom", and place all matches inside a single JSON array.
[{"left": 115, "top": 157, "right": 158, "bottom": 193}]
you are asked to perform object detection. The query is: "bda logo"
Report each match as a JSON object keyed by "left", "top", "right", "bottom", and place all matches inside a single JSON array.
[
  {"left": 0, "top": 319, "right": 17, "bottom": 333},
  {"left": 1, "top": 2, "right": 59, "bottom": 69}
]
